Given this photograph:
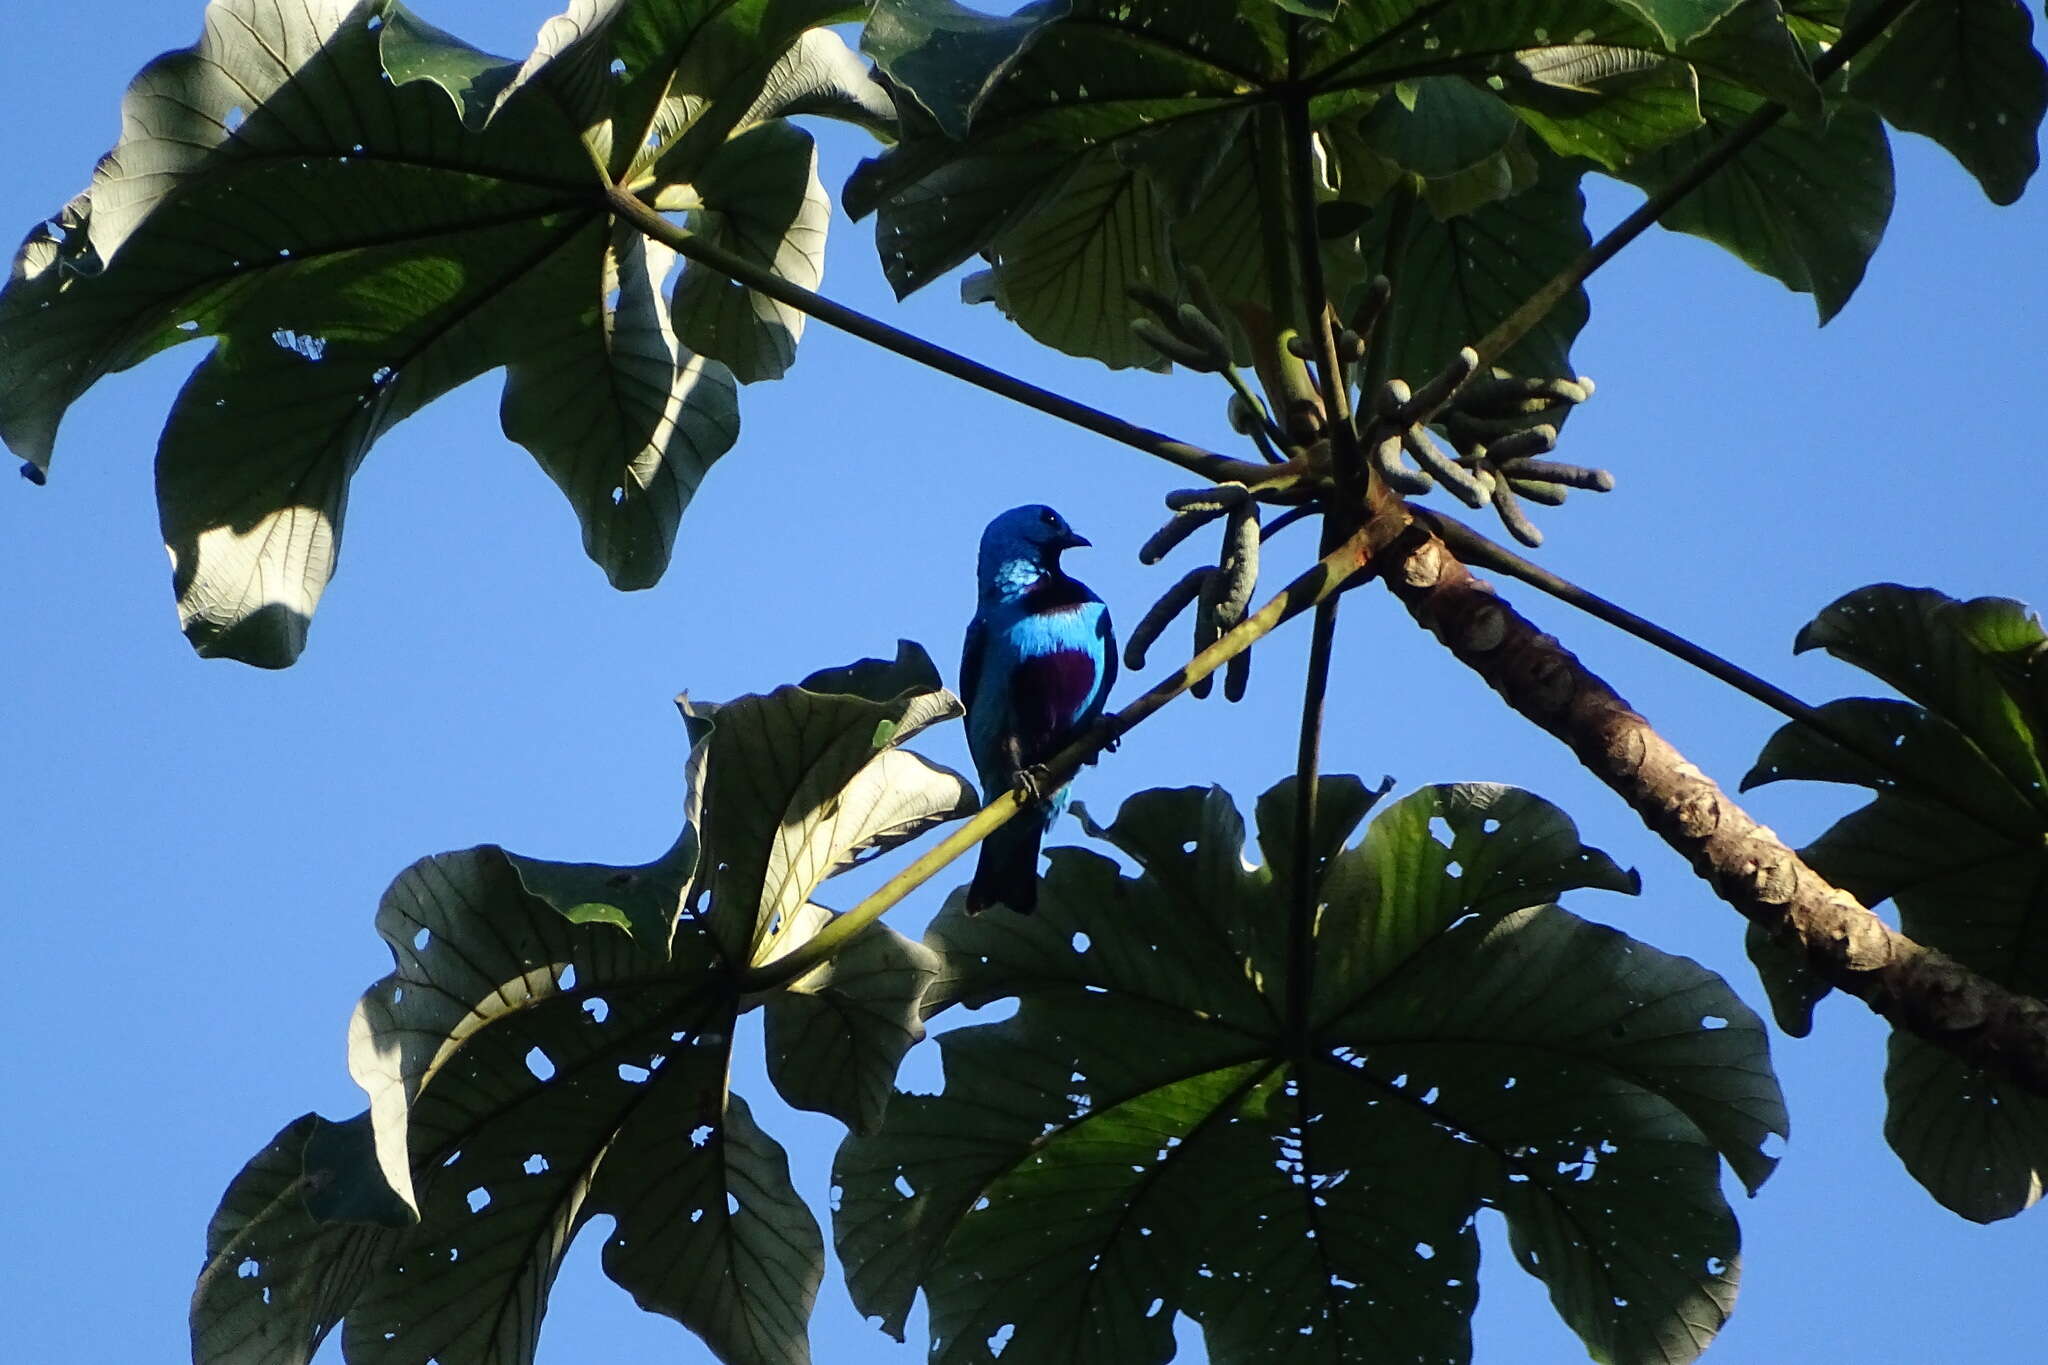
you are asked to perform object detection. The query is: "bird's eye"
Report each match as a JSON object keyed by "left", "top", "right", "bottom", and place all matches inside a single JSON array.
[{"left": 1041, "top": 510, "right": 1058, "bottom": 525}]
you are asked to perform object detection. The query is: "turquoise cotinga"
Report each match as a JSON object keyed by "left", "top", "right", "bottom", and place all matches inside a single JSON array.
[{"left": 960, "top": 504, "right": 1117, "bottom": 913}]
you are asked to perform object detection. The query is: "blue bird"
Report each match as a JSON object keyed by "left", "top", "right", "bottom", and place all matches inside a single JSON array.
[{"left": 961, "top": 504, "right": 1117, "bottom": 913}]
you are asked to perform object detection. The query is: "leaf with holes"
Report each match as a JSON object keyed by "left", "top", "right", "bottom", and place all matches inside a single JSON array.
[
  {"left": 1743, "top": 583, "right": 2048, "bottom": 1221},
  {"left": 680, "top": 641, "right": 977, "bottom": 965},
  {"left": 836, "top": 780, "right": 1785, "bottom": 1365},
  {"left": 192, "top": 1112, "right": 410, "bottom": 1365},
  {"left": 0, "top": 0, "right": 876, "bottom": 666},
  {"left": 195, "top": 647, "right": 969, "bottom": 1365}
]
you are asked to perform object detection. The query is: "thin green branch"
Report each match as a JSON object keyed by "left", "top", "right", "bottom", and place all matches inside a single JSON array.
[
  {"left": 741, "top": 523, "right": 1393, "bottom": 993},
  {"left": 1280, "top": 89, "right": 1366, "bottom": 494},
  {"left": 1222, "top": 365, "right": 1291, "bottom": 461},
  {"left": 1288, "top": 593, "right": 1340, "bottom": 1047},
  {"left": 1360, "top": 182, "right": 1416, "bottom": 404},
  {"left": 602, "top": 182, "right": 1281, "bottom": 489},
  {"left": 1469, "top": 0, "right": 1925, "bottom": 371}
]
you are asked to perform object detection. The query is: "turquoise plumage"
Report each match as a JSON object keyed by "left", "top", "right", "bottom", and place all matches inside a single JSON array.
[{"left": 961, "top": 505, "right": 1116, "bottom": 913}]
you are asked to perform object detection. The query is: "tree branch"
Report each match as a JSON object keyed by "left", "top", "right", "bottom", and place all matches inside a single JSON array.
[
  {"left": 1369, "top": 511, "right": 2048, "bottom": 1096},
  {"left": 602, "top": 182, "right": 1283, "bottom": 490},
  {"left": 1287, "top": 595, "right": 1339, "bottom": 1046},
  {"left": 1415, "top": 507, "right": 2042, "bottom": 842},
  {"left": 742, "top": 522, "right": 1399, "bottom": 993}
]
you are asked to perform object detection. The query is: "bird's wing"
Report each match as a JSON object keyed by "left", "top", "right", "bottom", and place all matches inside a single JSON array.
[
  {"left": 960, "top": 612, "right": 987, "bottom": 713},
  {"left": 1089, "top": 601, "right": 1117, "bottom": 725}
]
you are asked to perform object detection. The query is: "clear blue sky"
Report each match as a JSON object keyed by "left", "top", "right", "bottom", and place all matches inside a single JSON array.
[{"left": 3, "top": 3, "right": 2043, "bottom": 1362}]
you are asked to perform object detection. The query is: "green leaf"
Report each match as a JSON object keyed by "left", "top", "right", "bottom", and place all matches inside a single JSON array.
[
  {"left": 1609, "top": 72, "right": 1895, "bottom": 322},
  {"left": 1843, "top": 0, "right": 2047, "bottom": 206},
  {"left": 1607, "top": 0, "right": 1750, "bottom": 45},
  {"left": 670, "top": 121, "right": 830, "bottom": 383},
  {"left": 680, "top": 640, "right": 976, "bottom": 964},
  {"left": 199, "top": 649, "right": 971, "bottom": 1363},
  {"left": 0, "top": 0, "right": 856, "bottom": 666},
  {"left": 191, "top": 1113, "right": 408, "bottom": 1365},
  {"left": 968, "top": 154, "right": 1180, "bottom": 369},
  {"left": 837, "top": 780, "right": 1783, "bottom": 1364},
  {"left": 762, "top": 905, "right": 944, "bottom": 1133},
  {"left": 864, "top": 0, "right": 1072, "bottom": 139},
  {"left": 1745, "top": 584, "right": 2048, "bottom": 1221},
  {"left": 1501, "top": 48, "right": 1705, "bottom": 171},
  {"left": 1356, "top": 147, "right": 1593, "bottom": 387},
  {"left": 1681, "top": 0, "right": 1823, "bottom": 120},
  {"left": 1342, "top": 77, "right": 1546, "bottom": 220},
  {"left": 846, "top": 0, "right": 1716, "bottom": 348}
]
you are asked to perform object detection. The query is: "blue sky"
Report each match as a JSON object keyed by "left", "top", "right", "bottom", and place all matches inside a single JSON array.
[{"left": 3, "top": 3, "right": 2044, "bottom": 1362}]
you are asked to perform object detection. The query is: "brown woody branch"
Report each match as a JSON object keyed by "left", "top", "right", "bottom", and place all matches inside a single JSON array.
[{"left": 1363, "top": 507, "right": 2048, "bottom": 1096}]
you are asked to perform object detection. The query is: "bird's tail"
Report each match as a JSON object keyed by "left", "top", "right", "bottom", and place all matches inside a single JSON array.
[{"left": 966, "top": 816, "right": 1044, "bottom": 914}]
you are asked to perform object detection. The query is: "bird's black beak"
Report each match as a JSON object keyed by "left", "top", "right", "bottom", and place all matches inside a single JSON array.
[{"left": 1059, "top": 530, "right": 1091, "bottom": 551}]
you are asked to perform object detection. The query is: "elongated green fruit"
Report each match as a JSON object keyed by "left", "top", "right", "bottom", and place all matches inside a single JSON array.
[
  {"left": 1191, "top": 569, "right": 1222, "bottom": 698},
  {"left": 1405, "top": 427, "right": 1489, "bottom": 507},
  {"left": 1458, "top": 373, "right": 1591, "bottom": 417},
  {"left": 1224, "top": 649, "right": 1252, "bottom": 702},
  {"left": 1370, "top": 426, "right": 1433, "bottom": 494},
  {"left": 1374, "top": 377, "right": 1413, "bottom": 418},
  {"left": 1507, "top": 477, "right": 1569, "bottom": 506},
  {"left": 1125, "top": 283, "right": 1179, "bottom": 323},
  {"left": 1492, "top": 477, "right": 1544, "bottom": 547},
  {"left": 1176, "top": 303, "right": 1235, "bottom": 370},
  {"left": 1185, "top": 267, "right": 1236, "bottom": 357},
  {"left": 1406, "top": 346, "right": 1479, "bottom": 418},
  {"left": 1227, "top": 392, "right": 1264, "bottom": 434},
  {"left": 1499, "top": 458, "right": 1614, "bottom": 492},
  {"left": 1139, "top": 503, "right": 1230, "bottom": 564},
  {"left": 1444, "top": 409, "right": 1542, "bottom": 448},
  {"left": 1348, "top": 274, "right": 1392, "bottom": 343},
  {"left": 1481, "top": 424, "right": 1558, "bottom": 463},
  {"left": 1213, "top": 504, "right": 1261, "bottom": 626},
  {"left": 1131, "top": 317, "right": 1221, "bottom": 371},
  {"left": 1125, "top": 567, "right": 1209, "bottom": 669},
  {"left": 1165, "top": 482, "right": 1251, "bottom": 514}
]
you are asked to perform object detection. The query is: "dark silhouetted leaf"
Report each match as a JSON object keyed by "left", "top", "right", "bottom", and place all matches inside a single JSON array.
[
  {"left": 192, "top": 1113, "right": 408, "bottom": 1365},
  {"left": 838, "top": 780, "right": 1783, "bottom": 1365},
  {"left": 1356, "top": 147, "right": 1592, "bottom": 387},
  {"left": 1610, "top": 71, "right": 1894, "bottom": 322},
  {"left": 1843, "top": 0, "right": 2046, "bottom": 206},
  {"left": 847, "top": 0, "right": 1754, "bottom": 361},
  {"left": 199, "top": 650, "right": 968, "bottom": 1363},
  {"left": 1746, "top": 584, "right": 2048, "bottom": 1221}
]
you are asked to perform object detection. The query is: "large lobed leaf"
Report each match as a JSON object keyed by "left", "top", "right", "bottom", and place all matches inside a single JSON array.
[
  {"left": 1842, "top": 0, "right": 2047, "bottom": 207},
  {"left": 848, "top": 0, "right": 1777, "bottom": 379},
  {"left": 856, "top": 0, "right": 2043, "bottom": 381},
  {"left": 0, "top": 0, "right": 883, "bottom": 666},
  {"left": 1744, "top": 584, "right": 2048, "bottom": 1221},
  {"left": 193, "top": 647, "right": 970, "bottom": 1365},
  {"left": 837, "top": 779, "right": 1786, "bottom": 1365}
]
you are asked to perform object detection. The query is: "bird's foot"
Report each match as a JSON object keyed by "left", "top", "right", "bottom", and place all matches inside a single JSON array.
[
  {"left": 1012, "top": 764, "right": 1052, "bottom": 805},
  {"left": 1100, "top": 718, "right": 1121, "bottom": 756}
]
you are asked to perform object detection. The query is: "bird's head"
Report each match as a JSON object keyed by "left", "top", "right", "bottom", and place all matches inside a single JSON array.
[
  {"left": 981, "top": 503, "right": 1089, "bottom": 562},
  {"left": 978, "top": 504, "right": 1092, "bottom": 598}
]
